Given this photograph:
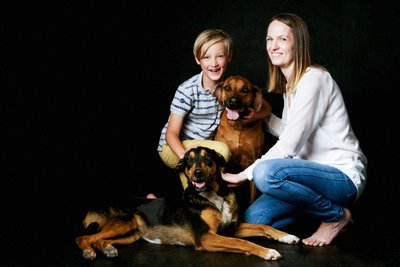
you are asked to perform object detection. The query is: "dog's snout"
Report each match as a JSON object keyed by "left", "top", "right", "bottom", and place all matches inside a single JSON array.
[
  {"left": 227, "top": 96, "right": 242, "bottom": 108},
  {"left": 194, "top": 168, "right": 204, "bottom": 177}
]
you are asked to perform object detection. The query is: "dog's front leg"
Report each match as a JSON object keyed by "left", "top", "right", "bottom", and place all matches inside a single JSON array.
[
  {"left": 234, "top": 223, "right": 300, "bottom": 244},
  {"left": 198, "top": 232, "right": 282, "bottom": 260}
]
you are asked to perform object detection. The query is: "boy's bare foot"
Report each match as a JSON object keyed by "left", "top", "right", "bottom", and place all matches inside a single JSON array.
[
  {"left": 146, "top": 193, "right": 157, "bottom": 199},
  {"left": 302, "top": 207, "right": 352, "bottom": 246}
]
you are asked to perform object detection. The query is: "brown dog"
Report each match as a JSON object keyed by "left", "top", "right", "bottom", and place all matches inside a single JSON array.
[
  {"left": 75, "top": 147, "right": 299, "bottom": 261},
  {"left": 213, "top": 75, "right": 271, "bottom": 203}
]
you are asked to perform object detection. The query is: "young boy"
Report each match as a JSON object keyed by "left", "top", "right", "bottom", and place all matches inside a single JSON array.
[
  {"left": 157, "top": 29, "right": 232, "bottom": 189},
  {"left": 157, "top": 28, "right": 268, "bottom": 189}
]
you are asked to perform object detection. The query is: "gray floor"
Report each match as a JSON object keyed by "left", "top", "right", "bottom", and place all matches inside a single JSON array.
[
  {"left": 12, "top": 214, "right": 397, "bottom": 267},
  {"left": 59, "top": 227, "right": 399, "bottom": 267}
]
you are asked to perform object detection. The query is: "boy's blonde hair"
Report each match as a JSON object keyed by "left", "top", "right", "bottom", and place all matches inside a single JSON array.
[{"left": 193, "top": 29, "right": 233, "bottom": 61}]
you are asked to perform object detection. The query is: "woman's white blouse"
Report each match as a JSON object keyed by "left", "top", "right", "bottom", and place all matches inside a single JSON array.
[{"left": 244, "top": 67, "right": 367, "bottom": 199}]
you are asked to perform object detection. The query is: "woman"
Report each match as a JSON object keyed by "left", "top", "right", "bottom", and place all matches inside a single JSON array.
[{"left": 221, "top": 13, "right": 367, "bottom": 247}]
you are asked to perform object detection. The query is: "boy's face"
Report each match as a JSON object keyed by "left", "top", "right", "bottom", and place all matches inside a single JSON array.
[{"left": 196, "top": 41, "right": 232, "bottom": 88}]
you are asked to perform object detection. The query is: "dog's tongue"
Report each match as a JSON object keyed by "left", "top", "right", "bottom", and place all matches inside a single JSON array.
[
  {"left": 226, "top": 108, "right": 240, "bottom": 120},
  {"left": 192, "top": 181, "right": 206, "bottom": 189}
]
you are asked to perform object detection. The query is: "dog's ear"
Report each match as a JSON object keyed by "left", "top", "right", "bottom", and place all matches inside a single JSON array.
[
  {"left": 252, "top": 85, "right": 263, "bottom": 112},
  {"left": 175, "top": 147, "right": 195, "bottom": 173},
  {"left": 212, "top": 81, "right": 224, "bottom": 101},
  {"left": 175, "top": 155, "right": 187, "bottom": 173},
  {"left": 206, "top": 147, "right": 227, "bottom": 168}
]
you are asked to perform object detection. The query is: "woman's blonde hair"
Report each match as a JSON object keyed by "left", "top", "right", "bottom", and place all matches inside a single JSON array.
[
  {"left": 266, "top": 13, "right": 325, "bottom": 94},
  {"left": 193, "top": 29, "right": 233, "bottom": 61}
]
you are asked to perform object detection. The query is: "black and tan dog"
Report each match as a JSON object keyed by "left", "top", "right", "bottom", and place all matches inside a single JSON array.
[
  {"left": 75, "top": 147, "right": 299, "bottom": 261},
  {"left": 213, "top": 75, "right": 272, "bottom": 203}
]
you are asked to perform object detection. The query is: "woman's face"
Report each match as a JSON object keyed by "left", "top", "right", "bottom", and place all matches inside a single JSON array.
[{"left": 266, "top": 20, "right": 295, "bottom": 70}]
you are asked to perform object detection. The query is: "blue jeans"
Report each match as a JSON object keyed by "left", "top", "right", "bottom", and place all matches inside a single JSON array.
[{"left": 244, "top": 159, "right": 357, "bottom": 229}]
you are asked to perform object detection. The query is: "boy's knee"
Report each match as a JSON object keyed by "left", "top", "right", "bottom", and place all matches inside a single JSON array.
[{"left": 218, "top": 143, "right": 231, "bottom": 162}]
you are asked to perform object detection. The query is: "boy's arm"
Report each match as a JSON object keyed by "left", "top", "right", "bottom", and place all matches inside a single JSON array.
[{"left": 165, "top": 113, "right": 187, "bottom": 159}]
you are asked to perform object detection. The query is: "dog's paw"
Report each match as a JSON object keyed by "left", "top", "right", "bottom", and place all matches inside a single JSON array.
[
  {"left": 279, "top": 234, "right": 300, "bottom": 244},
  {"left": 264, "top": 249, "right": 282, "bottom": 260},
  {"left": 103, "top": 244, "right": 118, "bottom": 258},
  {"left": 82, "top": 249, "right": 96, "bottom": 260}
]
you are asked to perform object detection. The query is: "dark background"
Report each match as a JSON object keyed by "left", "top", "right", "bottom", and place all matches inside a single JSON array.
[{"left": 2, "top": 0, "right": 398, "bottom": 263}]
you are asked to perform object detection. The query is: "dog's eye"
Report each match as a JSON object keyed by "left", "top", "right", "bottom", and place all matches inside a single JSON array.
[
  {"left": 203, "top": 153, "right": 212, "bottom": 165},
  {"left": 241, "top": 87, "right": 249, "bottom": 94},
  {"left": 224, "top": 85, "right": 231, "bottom": 92},
  {"left": 187, "top": 158, "right": 194, "bottom": 167}
]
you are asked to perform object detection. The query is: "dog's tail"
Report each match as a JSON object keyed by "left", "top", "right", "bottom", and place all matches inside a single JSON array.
[{"left": 82, "top": 211, "right": 108, "bottom": 229}]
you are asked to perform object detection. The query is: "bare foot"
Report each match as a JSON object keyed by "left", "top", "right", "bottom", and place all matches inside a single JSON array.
[
  {"left": 302, "top": 207, "right": 352, "bottom": 246},
  {"left": 146, "top": 193, "right": 157, "bottom": 199}
]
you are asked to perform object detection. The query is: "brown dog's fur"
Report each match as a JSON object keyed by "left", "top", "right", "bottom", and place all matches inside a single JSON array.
[
  {"left": 75, "top": 147, "right": 299, "bottom": 261},
  {"left": 214, "top": 75, "right": 271, "bottom": 203}
]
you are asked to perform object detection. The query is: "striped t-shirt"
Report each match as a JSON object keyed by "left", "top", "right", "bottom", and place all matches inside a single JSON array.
[{"left": 157, "top": 72, "right": 224, "bottom": 151}]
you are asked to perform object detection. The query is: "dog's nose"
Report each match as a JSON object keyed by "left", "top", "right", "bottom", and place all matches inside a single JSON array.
[
  {"left": 228, "top": 97, "right": 242, "bottom": 108},
  {"left": 194, "top": 168, "right": 204, "bottom": 177}
]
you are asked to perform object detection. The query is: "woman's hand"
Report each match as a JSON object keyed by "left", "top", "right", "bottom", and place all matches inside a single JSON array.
[{"left": 221, "top": 171, "right": 249, "bottom": 187}]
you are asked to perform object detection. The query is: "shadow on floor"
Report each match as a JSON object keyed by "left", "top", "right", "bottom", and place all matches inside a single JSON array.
[{"left": 14, "top": 215, "right": 398, "bottom": 267}]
